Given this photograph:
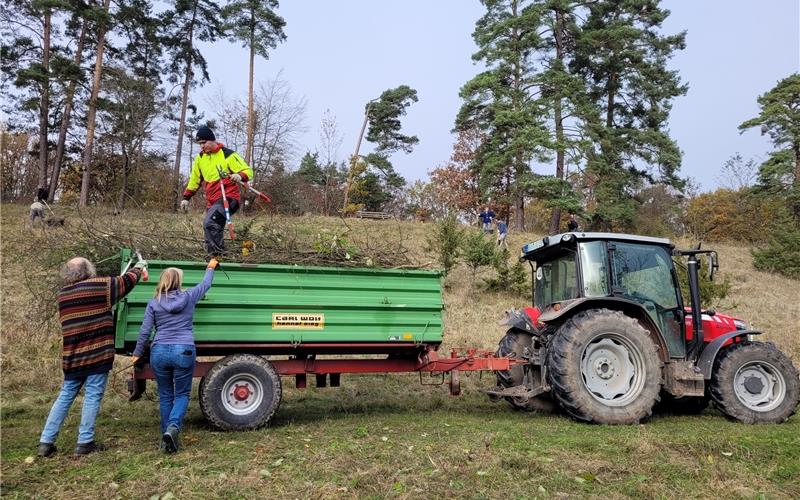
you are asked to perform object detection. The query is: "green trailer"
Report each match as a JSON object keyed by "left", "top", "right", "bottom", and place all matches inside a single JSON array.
[{"left": 116, "top": 250, "right": 511, "bottom": 430}]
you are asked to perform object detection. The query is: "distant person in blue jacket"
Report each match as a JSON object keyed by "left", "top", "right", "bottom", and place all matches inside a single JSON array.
[
  {"left": 495, "top": 219, "right": 508, "bottom": 248},
  {"left": 131, "top": 258, "right": 219, "bottom": 453},
  {"left": 478, "top": 205, "right": 495, "bottom": 233}
]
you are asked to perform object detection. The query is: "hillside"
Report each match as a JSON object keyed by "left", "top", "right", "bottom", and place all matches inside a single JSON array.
[{"left": 1, "top": 203, "right": 798, "bottom": 498}]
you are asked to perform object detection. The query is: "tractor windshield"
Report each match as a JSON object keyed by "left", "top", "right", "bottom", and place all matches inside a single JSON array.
[{"left": 534, "top": 253, "right": 579, "bottom": 309}]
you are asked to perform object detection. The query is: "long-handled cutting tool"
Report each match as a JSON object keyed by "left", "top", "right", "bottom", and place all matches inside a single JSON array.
[{"left": 215, "top": 165, "right": 236, "bottom": 240}]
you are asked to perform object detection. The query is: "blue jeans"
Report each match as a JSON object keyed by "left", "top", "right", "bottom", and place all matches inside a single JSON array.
[
  {"left": 150, "top": 344, "right": 196, "bottom": 433},
  {"left": 40, "top": 372, "right": 109, "bottom": 445}
]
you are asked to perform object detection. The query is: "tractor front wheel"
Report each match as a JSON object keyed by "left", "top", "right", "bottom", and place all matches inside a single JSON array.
[
  {"left": 547, "top": 309, "right": 663, "bottom": 424},
  {"left": 710, "top": 341, "right": 799, "bottom": 424}
]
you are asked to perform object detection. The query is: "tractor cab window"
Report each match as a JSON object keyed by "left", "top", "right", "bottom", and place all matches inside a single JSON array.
[
  {"left": 611, "top": 243, "right": 679, "bottom": 310},
  {"left": 579, "top": 241, "right": 610, "bottom": 297},
  {"left": 534, "top": 253, "right": 578, "bottom": 309}
]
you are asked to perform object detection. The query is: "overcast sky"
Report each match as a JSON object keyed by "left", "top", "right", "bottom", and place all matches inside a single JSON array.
[{"left": 197, "top": 0, "right": 800, "bottom": 191}]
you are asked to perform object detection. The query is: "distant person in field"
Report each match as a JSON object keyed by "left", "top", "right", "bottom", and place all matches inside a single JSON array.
[
  {"left": 478, "top": 205, "right": 495, "bottom": 233},
  {"left": 29, "top": 197, "right": 45, "bottom": 228},
  {"left": 495, "top": 219, "right": 508, "bottom": 248},
  {"left": 37, "top": 257, "right": 146, "bottom": 458},
  {"left": 180, "top": 126, "right": 254, "bottom": 257},
  {"left": 567, "top": 213, "right": 580, "bottom": 232},
  {"left": 131, "top": 258, "right": 219, "bottom": 453}
]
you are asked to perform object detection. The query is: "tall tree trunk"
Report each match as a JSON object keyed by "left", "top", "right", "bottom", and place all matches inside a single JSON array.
[
  {"left": 49, "top": 19, "right": 87, "bottom": 203},
  {"left": 548, "top": 8, "right": 566, "bottom": 235},
  {"left": 79, "top": 0, "right": 112, "bottom": 207},
  {"left": 37, "top": 8, "right": 52, "bottom": 192},
  {"left": 245, "top": 15, "right": 255, "bottom": 164},
  {"left": 172, "top": 5, "right": 197, "bottom": 210},
  {"left": 117, "top": 145, "right": 129, "bottom": 211},
  {"left": 342, "top": 103, "right": 372, "bottom": 212},
  {"left": 511, "top": 0, "right": 525, "bottom": 231}
]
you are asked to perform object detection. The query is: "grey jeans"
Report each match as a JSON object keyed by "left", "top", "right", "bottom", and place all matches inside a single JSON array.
[{"left": 203, "top": 198, "right": 239, "bottom": 255}]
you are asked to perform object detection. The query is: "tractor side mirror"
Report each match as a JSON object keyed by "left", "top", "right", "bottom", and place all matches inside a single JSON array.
[{"left": 707, "top": 252, "right": 719, "bottom": 281}]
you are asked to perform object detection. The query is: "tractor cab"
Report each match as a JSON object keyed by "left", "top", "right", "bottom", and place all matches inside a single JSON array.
[{"left": 521, "top": 232, "right": 687, "bottom": 357}]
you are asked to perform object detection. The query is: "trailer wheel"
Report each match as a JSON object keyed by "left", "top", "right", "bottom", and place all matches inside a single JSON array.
[
  {"left": 495, "top": 329, "right": 557, "bottom": 413},
  {"left": 710, "top": 341, "right": 800, "bottom": 424},
  {"left": 200, "top": 354, "right": 282, "bottom": 431},
  {"left": 547, "top": 309, "right": 662, "bottom": 424}
]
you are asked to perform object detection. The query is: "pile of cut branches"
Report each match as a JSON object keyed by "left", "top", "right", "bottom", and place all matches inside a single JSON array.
[{"left": 12, "top": 207, "right": 421, "bottom": 318}]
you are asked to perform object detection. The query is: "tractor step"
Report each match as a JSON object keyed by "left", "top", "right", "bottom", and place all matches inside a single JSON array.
[
  {"left": 664, "top": 360, "right": 705, "bottom": 398},
  {"left": 486, "top": 385, "right": 546, "bottom": 399}
]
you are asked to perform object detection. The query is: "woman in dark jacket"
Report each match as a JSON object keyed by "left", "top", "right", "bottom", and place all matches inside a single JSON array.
[{"left": 132, "top": 258, "right": 218, "bottom": 452}]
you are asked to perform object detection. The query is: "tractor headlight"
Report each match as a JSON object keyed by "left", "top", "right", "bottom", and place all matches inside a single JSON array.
[
  {"left": 733, "top": 319, "right": 748, "bottom": 331},
  {"left": 561, "top": 234, "right": 573, "bottom": 242}
]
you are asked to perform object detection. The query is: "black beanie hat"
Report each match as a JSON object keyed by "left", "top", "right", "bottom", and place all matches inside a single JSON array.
[{"left": 196, "top": 125, "right": 216, "bottom": 142}]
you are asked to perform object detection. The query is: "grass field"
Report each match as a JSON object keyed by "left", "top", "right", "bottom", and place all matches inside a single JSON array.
[{"left": 1, "top": 204, "right": 798, "bottom": 498}]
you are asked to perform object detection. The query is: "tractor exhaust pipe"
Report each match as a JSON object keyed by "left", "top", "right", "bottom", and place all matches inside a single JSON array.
[{"left": 686, "top": 254, "right": 704, "bottom": 359}]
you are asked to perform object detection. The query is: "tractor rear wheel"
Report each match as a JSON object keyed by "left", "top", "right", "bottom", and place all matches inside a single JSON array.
[
  {"left": 200, "top": 354, "right": 282, "bottom": 431},
  {"left": 710, "top": 341, "right": 799, "bottom": 424},
  {"left": 547, "top": 309, "right": 663, "bottom": 424},
  {"left": 198, "top": 376, "right": 209, "bottom": 420},
  {"left": 495, "top": 329, "right": 557, "bottom": 413}
]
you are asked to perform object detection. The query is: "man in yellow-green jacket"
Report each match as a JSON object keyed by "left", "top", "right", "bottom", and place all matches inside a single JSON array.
[{"left": 181, "top": 126, "right": 254, "bottom": 255}]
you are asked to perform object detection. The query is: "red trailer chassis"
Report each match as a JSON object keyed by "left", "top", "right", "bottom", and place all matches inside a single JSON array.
[{"left": 131, "top": 345, "right": 515, "bottom": 397}]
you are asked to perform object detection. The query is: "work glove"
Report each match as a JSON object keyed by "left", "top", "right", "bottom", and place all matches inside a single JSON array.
[
  {"left": 180, "top": 199, "right": 190, "bottom": 211},
  {"left": 133, "top": 259, "right": 148, "bottom": 271},
  {"left": 207, "top": 258, "right": 219, "bottom": 270},
  {"left": 229, "top": 173, "right": 242, "bottom": 183}
]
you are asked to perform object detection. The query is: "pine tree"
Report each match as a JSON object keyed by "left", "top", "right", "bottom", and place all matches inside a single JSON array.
[
  {"left": 78, "top": 0, "right": 116, "bottom": 207},
  {"left": 48, "top": 0, "right": 92, "bottom": 203},
  {"left": 456, "top": 0, "right": 550, "bottom": 231},
  {"left": 571, "top": 0, "right": 687, "bottom": 230},
  {"left": 534, "top": 0, "right": 587, "bottom": 234},
  {"left": 2, "top": 0, "right": 71, "bottom": 196},
  {"left": 221, "top": 0, "right": 286, "bottom": 165},
  {"left": 342, "top": 86, "right": 418, "bottom": 213},
  {"left": 162, "top": 0, "right": 224, "bottom": 209},
  {"left": 739, "top": 73, "right": 800, "bottom": 219}
]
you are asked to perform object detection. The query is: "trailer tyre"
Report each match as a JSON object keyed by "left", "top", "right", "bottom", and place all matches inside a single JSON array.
[
  {"left": 200, "top": 354, "right": 282, "bottom": 431},
  {"left": 547, "top": 309, "right": 662, "bottom": 424},
  {"left": 495, "top": 329, "right": 557, "bottom": 413},
  {"left": 710, "top": 341, "right": 800, "bottom": 424}
]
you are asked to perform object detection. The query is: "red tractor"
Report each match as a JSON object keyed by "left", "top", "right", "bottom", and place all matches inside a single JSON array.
[{"left": 491, "top": 232, "right": 799, "bottom": 424}]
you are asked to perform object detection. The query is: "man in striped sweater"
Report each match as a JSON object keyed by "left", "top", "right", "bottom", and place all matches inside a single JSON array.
[{"left": 37, "top": 256, "right": 146, "bottom": 457}]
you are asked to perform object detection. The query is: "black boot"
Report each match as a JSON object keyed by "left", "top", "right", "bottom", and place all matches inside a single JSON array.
[
  {"left": 37, "top": 442, "right": 57, "bottom": 458},
  {"left": 162, "top": 425, "right": 180, "bottom": 453},
  {"left": 73, "top": 441, "right": 106, "bottom": 456}
]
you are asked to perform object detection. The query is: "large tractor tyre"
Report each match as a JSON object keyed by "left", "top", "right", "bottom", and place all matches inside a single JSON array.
[
  {"left": 654, "top": 392, "right": 710, "bottom": 415},
  {"left": 547, "top": 309, "right": 663, "bottom": 424},
  {"left": 710, "top": 341, "right": 800, "bottom": 424},
  {"left": 198, "top": 376, "right": 209, "bottom": 420},
  {"left": 200, "top": 354, "right": 282, "bottom": 431},
  {"left": 495, "top": 329, "right": 557, "bottom": 413}
]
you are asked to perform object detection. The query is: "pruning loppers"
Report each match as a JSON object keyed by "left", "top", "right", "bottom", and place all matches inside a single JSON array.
[{"left": 215, "top": 165, "right": 236, "bottom": 240}]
